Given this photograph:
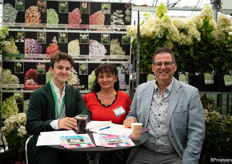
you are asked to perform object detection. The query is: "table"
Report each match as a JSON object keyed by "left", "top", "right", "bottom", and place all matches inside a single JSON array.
[{"left": 49, "top": 132, "right": 149, "bottom": 164}]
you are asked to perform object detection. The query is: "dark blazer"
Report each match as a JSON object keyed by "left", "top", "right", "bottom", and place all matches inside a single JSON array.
[
  {"left": 26, "top": 82, "right": 91, "bottom": 163},
  {"left": 127, "top": 78, "right": 205, "bottom": 164}
]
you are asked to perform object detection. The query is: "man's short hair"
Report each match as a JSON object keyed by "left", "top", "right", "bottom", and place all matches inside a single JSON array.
[
  {"left": 50, "top": 52, "right": 74, "bottom": 68},
  {"left": 152, "top": 47, "right": 176, "bottom": 63}
]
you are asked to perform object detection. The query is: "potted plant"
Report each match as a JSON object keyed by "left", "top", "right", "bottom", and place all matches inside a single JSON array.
[
  {"left": 1, "top": 113, "right": 29, "bottom": 152},
  {"left": 1, "top": 113, "right": 30, "bottom": 163},
  {"left": 126, "top": 4, "right": 232, "bottom": 88},
  {"left": 200, "top": 95, "right": 232, "bottom": 163}
]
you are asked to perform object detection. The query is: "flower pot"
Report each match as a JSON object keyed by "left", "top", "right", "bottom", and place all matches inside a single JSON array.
[
  {"left": 214, "top": 75, "right": 232, "bottom": 92},
  {"left": 139, "top": 72, "right": 149, "bottom": 84},
  {"left": 0, "top": 151, "right": 16, "bottom": 164},
  {"left": 189, "top": 74, "right": 213, "bottom": 92}
]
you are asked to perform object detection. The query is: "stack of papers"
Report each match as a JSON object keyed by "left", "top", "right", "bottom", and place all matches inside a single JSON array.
[
  {"left": 86, "top": 121, "right": 112, "bottom": 131},
  {"left": 93, "top": 133, "right": 135, "bottom": 147},
  {"left": 37, "top": 130, "right": 76, "bottom": 146},
  {"left": 97, "top": 123, "right": 133, "bottom": 136},
  {"left": 60, "top": 134, "right": 95, "bottom": 148},
  {"left": 87, "top": 121, "right": 133, "bottom": 136},
  {"left": 36, "top": 121, "right": 136, "bottom": 148}
]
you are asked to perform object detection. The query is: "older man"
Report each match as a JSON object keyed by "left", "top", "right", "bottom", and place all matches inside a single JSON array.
[{"left": 124, "top": 47, "right": 205, "bottom": 164}]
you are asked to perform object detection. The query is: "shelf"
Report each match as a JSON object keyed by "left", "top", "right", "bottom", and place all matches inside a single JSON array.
[
  {"left": 2, "top": 89, "right": 90, "bottom": 94},
  {"left": 132, "top": 6, "right": 202, "bottom": 12},
  {"left": 3, "top": 59, "right": 131, "bottom": 63},
  {"left": 8, "top": 27, "right": 127, "bottom": 34},
  {"left": 2, "top": 90, "right": 34, "bottom": 93},
  {"left": 200, "top": 91, "right": 232, "bottom": 94}
]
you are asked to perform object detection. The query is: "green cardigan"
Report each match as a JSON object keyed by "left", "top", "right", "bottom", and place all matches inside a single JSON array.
[{"left": 26, "top": 82, "right": 91, "bottom": 163}]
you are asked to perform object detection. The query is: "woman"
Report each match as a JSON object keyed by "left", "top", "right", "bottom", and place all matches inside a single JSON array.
[
  {"left": 84, "top": 63, "right": 131, "bottom": 124},
  {"left": 84, "top": 63, "right": 132, "bottom": 163}
]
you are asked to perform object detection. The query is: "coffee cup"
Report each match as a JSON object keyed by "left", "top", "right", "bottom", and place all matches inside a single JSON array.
[
  {"left": 75, "top": 115, "right": 88, "bottom": 134},
  {"left": 131, "top": 123, "right": 142, "bottom": 141}
]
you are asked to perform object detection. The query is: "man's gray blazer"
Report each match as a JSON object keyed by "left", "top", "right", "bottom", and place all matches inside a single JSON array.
[{"left": 127, "top": 78, "right": 205, "bottom": 164}]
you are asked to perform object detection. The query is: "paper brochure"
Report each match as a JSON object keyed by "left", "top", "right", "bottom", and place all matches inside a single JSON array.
[
  {"left": 93, "top": 133, "right": 135, "bottom": 147},
  {"left": 60, "top": 134, "right": 95, "bottom": 148}
]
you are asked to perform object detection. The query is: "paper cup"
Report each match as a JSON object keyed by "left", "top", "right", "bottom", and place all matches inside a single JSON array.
[{"left": 131, "top": 123, "right": 142, "bottom": 141}]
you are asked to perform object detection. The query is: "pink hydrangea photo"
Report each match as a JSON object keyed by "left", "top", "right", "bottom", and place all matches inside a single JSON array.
[
  {"left": 68, "top": 8, "right": 82, "bottom": 28},
  {"left": 25, "top": 6, "right": 41, "bottom": 23},
  {"left": 90, "top": 10, "right": 105, "bottom": 25}
]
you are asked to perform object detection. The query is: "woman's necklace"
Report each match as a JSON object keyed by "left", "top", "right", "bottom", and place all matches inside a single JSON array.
[
  {"left": 102, "top": 95, "right": 114, "bottom": 102},
  {"left": 98, "top": 91, "right": 116, "bottom": 103}
]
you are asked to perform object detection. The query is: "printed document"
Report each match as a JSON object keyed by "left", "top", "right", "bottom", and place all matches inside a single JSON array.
[{"left": 36, "top": 130, "right": 76, "bottom": 146}]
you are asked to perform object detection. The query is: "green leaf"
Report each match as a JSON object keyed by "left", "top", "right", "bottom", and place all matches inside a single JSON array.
[
  {"left": 214, "top": 57, "right": 221, "bottom": 62},
  {"left": 155, "top": 38, "right": 160, "bottom": 44},
  {"left": 207, "top": 33, "right": 213, "bottom": 39},
  {"left": 209, "top": 63, "right": 214, "bottom": 69},
  {"left": 164, "top": 30, "right": 169, "bottom": 36},
  {"left": 227, "top": 48, "right": 232, "bottom": 52}
]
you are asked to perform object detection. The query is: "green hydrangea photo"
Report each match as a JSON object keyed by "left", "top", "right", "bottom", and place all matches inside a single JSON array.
[
  {"left": 15, "top": 0, "right": 24, "bottom": 11},
  {"left": 59, "top": 1, "right": 68, "bottom": 13}
]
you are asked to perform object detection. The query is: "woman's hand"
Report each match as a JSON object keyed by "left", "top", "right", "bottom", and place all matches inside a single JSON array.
[{"left": 123, "top": 117, "right": 137, "bottom": 128}]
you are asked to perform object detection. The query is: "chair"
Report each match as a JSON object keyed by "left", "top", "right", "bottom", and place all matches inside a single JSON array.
[
  {"left": 0, "top": 134, "right": 16, "bottom": 163},
  {"left": 25, "top": 135, "right": 32, "bottom": 164},
  {"left": 0, "top": 134, "right": 6, "bottom": 152}
]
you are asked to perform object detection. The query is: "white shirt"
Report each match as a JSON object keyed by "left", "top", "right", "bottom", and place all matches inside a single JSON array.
[{"left": 49, "top": 80, "right": 66, "bottom": 130}]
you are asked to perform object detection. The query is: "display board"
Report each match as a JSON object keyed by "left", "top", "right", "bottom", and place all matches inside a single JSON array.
[
  {"left": 3, "top": 0, "right": 132, "bottom": 60},
  {"left": 1, "top": 0, "right": 132, "bottom": 119},
  {"left": 6, "top": 30, "right": 131, "bottom": 60},
  {"left": 3, "top": 0, "right": 132, "bottom": 30}
]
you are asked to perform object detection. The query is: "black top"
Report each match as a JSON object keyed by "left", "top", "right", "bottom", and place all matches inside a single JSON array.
[{"left": 95, "top": 91, "right": 118, "bottom": 107}]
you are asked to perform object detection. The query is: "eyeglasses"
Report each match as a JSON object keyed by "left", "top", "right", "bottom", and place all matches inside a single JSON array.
[{"left": 153, "top": 62, "right": 175, "bottom": 68}]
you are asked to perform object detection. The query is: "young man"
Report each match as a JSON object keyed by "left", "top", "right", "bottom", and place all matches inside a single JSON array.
[
  {"left": 124, "top": 47, "right": 205, "bottom": 164},
  {"left": 26, "top": 52, "right": 91, "bottom": 164}
]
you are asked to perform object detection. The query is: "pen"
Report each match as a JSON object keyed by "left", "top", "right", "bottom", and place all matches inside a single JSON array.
[{"left": 99, "top": 126, "right": 111, "bottom": 131}]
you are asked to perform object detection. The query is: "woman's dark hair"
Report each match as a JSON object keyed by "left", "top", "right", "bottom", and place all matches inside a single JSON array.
[
  {"left": 91, "top": 63, "right": 119, "bottom": 93},
  {"left": 50, "top": 52, "right": 74, "bottom": 68}
]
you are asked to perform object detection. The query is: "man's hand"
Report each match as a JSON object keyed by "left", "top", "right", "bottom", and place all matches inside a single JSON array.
[
  {"left": 123, "top": 117, "right": 137, "bottom": 128},
  {"left": 58, "top": 117, "right": 77, "bottom": 130}
]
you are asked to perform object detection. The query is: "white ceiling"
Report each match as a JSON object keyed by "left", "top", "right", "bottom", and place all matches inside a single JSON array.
[
  {"left": 131, "top": 0, "right": 211, "bottom": 8},
  {"left": 130, "top": 0, "right": 213, "bottom": 24}
]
